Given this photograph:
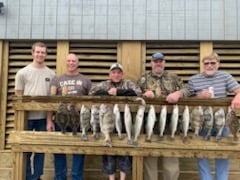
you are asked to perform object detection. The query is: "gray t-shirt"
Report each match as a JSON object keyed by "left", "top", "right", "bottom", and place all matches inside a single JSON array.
[{"left": 50, "top": 73, "right": 91, "bottom": 96}]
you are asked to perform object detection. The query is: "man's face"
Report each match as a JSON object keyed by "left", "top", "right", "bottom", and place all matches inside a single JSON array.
[
  {"left": 32, "top": 46, "right": 47, "bottom": 64},
  {"left": 203, "top": 58, "right": 219, "bottom": 76},
  {"left": 151, "top": 59, "right": 165, "bottom": 75},
  {"left": 109, "top": 68, "right": 123, "bottom": 83},
  {"left": 65, "top": 54, "right": 79, "bottom": 73}
]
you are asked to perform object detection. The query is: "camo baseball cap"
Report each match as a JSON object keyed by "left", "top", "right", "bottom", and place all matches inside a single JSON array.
[
  {"left": 109, "top": 63, "right": 123, "bottom": 71},
  {"left": 152, "top": 53, "right": 165, "bottom": 61}
]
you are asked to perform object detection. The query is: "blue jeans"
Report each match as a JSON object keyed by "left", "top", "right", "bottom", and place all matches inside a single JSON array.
[
  {"left": 197, "top": 127, "right": 229, "bottom": 180},
  {"left": 54, "top": 124, "right": 85, "bottom": 180},
  {"left": 26, "top": 119, "right": 46, "bottom": 180}
]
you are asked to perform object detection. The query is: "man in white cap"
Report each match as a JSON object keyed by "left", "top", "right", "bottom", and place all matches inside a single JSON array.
[{"left": 89, "top": 63, "right": 142, "bottom": 180}]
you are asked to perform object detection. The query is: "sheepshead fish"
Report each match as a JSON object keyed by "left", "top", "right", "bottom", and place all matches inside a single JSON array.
[
  {"left": 146, "top": 105, "right": 156, "bottom": 142},
  {"left": 124, "top": 104, "right": 133, "bottom": 145},
  {"left": 80, "top": 105, "right": 91, "bottom": 141},
  {"left": 100, "top": 104, "right": 115, "bottom": 147},
  {"left": 113, "top": 104, "right": 123, "bottom": 139},
  {"left": 159, "top": 105, "right": 167, "bottom": 140},
  {"left": 55, "top": 103, "right": 70, "bottom": 134},
  {"left": 214, "top": 108, "right": 225, "bottom": 141},
  {"left": 90, "top": 105, "right": 100, "bottom": 140},
  {"left": 170, "top": 104, "right": 179, "bottom": 140},
  {"left": 203, "top": 106, "right": 214, "bottom": 141},
  {"left": 191, "top": 106, "right": 204, "bottom": 137},
  {"left": 132, "top": 97, "right": 146, "bottom": 146},
  {"left": 226, "top": 107, "right": 240, "bottom": 142},
  {"left": 67, "top": 103, "right": 80, "bottom": 135},
  {"left": 182, "top": 105, "right": 190, "bottom": 143}
]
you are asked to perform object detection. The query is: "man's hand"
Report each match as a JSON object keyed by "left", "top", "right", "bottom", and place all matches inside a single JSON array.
[
  {"left": 166, "top": 91, "right": 183, "bottom": 104},
  {"left": 196, "top": 89, "right": 212, "bottom": 98},
  {"left": 108, "top": 87, "right": 117, "bottom": 96},
  {"left": 143, "top": 90, "right": 155, "bottom": 98}
]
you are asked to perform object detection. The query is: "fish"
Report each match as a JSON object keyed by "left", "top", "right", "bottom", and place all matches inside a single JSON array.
[
  {"left": 214, "top": 107, "right": 225, "bottom": 141},
  {"left": 191, "top": 106, "right": 204, "bottom": 137},
  {"left": 100, "top": 104, "right": 115, "bottom": 147},
  {"left": 55, "top": 102, "right": 70, "bottom": 134},
  {"left": 145, "top": 105, "right": 156, "bottom": 142},
  {"left": 90, "top": 105, "right": 100, "bottom": 140},
  {"left": 67, "top": 103, "right": 80, "bottom": 135},
  {"left": 226, "top": 106, "right": 240, "bottom": 142},
  {"left": 80, "top": 104, "right": 91, "bottom": 141},
  {"left": 203, "top": 106, "right": 214, "bottom": 141},
  {"left": 132, "top": 97, "right": 146, "bottom": 146},
  {"left": 182, "top": 105, "right": 190, "bottom": 143},
  {"left": 170, "top": 104, "right": 179, "bottom": 140},
  {"left": 113, "top": 104, "right": 123, "bottom": 139},
  {"left": 124, "top": 104, "right": 133, "bottom": 145},
  {"left": 159, "top": 105, "right": 167, "bottom": 140}
]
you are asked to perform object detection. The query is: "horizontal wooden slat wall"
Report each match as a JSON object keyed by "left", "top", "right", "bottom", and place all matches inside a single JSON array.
[
  {"left": 145, "top": 41, "right": 200, "bottom": 82},
  {"left": 2, "top": 40, "right": 240, "bottom": 180},
  {"left": 69, "top": 41, "right": 119, "bottom": 85},
  {"left": 213, "top": 42, "right": 240, "bottom": 82},
  {"left": 5, "top": 41, "right": 57, "bottom": 149}
]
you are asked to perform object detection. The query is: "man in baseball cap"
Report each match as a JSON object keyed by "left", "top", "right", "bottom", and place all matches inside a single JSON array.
[{"left": 109, "top": 63, "right": 123, "bottom": 71}]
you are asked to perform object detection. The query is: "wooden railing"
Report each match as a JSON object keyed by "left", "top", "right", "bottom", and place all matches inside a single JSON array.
[{"left": 8, "top": 96, "right": 240, "bottom": 180}]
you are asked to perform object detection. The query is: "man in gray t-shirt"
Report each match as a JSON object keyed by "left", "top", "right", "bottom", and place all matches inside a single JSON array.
[{"left": 47, "top": 53, "right": 91, "bottom": 180}]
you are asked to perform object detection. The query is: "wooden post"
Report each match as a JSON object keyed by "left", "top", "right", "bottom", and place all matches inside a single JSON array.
[
  {"left": 0, "top": 41, "right": 9, "bottom": 150},
  {"left": 119, "top": 41, "right": 142, "bottom": 81},
  {"left": 56, "top": 41, "right": 69, "bottom": 75},
  {"left": 132, "top": 156, "right": 143, "bottom": 180},
  {"left": 199, "top": 42, "right": 213, "bottom": 73},
  {"left": 13, "top": 99, "right": 27, "bottom": 180}
]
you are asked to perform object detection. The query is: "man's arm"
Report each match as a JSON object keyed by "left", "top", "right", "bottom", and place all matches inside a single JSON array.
[{"left": 231, "top": 88, "right": 240, "bottom": 110}]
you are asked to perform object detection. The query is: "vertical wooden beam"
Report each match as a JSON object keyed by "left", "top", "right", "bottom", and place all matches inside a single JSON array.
[
  {"left": 0, "top": 41, "right": 8, "bottom": 150},
  {"left": 132, "top": 156, "right": 143, "bottom": 180},
  {"left": 200, "top": 42, "right": 213, "bottom": 73},
  {"left": 0, "top": 41, "right": 3, "bottom": 150},
  {"left": 13, "top": 103, "right": 27, "bottom": 180},
  {"left": 141, "top": 42, "right": 146, "bottom": 74},
  {"left": 56, "top": 41, "right": 69, "bottom": 75},
  {"left": 119, "top": 41, "right": 142, "bottom": 82}
]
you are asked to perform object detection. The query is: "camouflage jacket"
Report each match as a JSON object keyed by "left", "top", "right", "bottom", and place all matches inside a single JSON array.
[
  {"left": 89, "top": 79, "right": 142, "bottom": 96},
  {"left": 137, "top": 71, "right": 189, "bottom": 97}
]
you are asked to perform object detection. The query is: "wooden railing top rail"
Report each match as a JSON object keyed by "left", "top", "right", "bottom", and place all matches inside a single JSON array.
[{"left": 11, "top": 95, "right": 237, "bottom": 114}]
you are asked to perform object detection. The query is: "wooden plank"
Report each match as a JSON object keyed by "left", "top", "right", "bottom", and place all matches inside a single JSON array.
[
  {"left": 56, "top": 41, "right": 69, "bottom": 75},
  {"left": 13, "top": 152, "right": 25, "bottom": 180},
  {"left": 71, "top": 48, "right": 117, "bottom": 53},
  {"left": 8, "top": 55, "right": 57, "bottom": 60},
  {"left": 200, "top": 42, "right": 213, "bottom": 72},
  {"left": 121, "top": 41, "right": 142, "bottom": 81},
  {"left": 9, "top": 131, "right": 240, "bottom": 158},
  {"left": 132, "top": 156, "right": 143, "bottom": 180},
  {"left": 0, "top": 41, "right": 9, "bottom": 149},
  {"left": 11, "top": 96, "right": 234, "bottom": 111}
]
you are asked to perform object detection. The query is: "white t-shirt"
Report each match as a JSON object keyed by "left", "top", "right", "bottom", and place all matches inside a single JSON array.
[{"left": 15, "top": 63, "right": 55, "bottom": 119}]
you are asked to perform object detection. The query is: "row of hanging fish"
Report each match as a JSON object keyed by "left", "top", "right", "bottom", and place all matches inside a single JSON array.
[{"left": 55, "top": 100, "right": 240, "bottom": 148}]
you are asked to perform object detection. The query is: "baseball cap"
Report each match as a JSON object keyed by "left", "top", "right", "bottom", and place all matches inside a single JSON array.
[
  {"left": 152, "top": 53, "right": 165, "bottom": 61},
  {"left": 109, "top": 63, "right": 123, "bottom": 71}
]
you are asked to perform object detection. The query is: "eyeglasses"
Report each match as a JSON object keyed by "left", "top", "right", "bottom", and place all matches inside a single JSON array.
[{"left": 203, "top": 61, "right": 217, "bottom": 66}]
